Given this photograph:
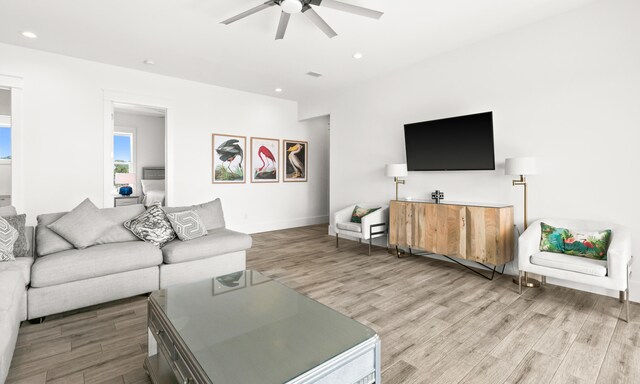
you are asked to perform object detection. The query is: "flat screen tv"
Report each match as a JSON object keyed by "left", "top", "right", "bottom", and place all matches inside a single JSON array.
[{"left": 404, "top": 112, "right": 495, "bottom": 171}]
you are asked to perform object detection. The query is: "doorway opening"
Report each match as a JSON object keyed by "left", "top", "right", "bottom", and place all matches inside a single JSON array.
[{"left": 110, "top": 103, "right": 166, "bottom": 208}]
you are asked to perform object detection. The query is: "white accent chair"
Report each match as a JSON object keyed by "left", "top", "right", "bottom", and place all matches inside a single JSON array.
[
  {"left": 334, "top": 203, "right": 389, "bottom": 256},
  {"left": 518, "top": 218, "right": 632, "bottom": 322}
]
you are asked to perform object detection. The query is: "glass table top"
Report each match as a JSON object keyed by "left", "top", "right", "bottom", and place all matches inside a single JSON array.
[{"left": 150, "top": 270, "right": 377, "bottom": 384}]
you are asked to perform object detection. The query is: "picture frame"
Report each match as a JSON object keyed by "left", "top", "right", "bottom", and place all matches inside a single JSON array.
[
  {"left": 212, "top": 134, "right": 246, "bottom": 184},
  {"left": 283, "top": 139, "right": 308, "bottom": 182},
  {"left": 250, "top": 137, "right": 280, "bottom": 183}
]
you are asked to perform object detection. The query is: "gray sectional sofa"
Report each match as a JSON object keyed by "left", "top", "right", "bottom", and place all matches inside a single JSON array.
[{"left": 0, "top": 199, "right": 251, "bottom": 382}]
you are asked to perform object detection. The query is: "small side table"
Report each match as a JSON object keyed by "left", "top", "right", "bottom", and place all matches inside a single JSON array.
[{"left": 114, "top": 195, "right": 140, "bottom": 207}]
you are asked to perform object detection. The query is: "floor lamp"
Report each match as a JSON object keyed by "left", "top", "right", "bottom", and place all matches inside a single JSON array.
[
  {"left": 386, "top": 164, "right": 407, "bottom": 200},
  {"left": 505, "top": 157, "right": 540, "bottom": 288}
]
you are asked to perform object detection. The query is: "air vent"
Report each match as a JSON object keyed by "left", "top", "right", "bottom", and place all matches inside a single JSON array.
[{"left": 306, "top": 71, "right": 323, "bottom": 78}]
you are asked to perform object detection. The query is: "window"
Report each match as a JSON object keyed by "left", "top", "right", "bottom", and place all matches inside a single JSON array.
[
  {"left": 0, "top": 127, "right": 10, "bottom": 162},
  {"left": 113, "top": 132, "right": 133, "bottom": 186}
]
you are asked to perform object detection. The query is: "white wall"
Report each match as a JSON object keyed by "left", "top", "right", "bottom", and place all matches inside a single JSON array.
[
  {"left": 0, "top": 43, "right": 329, "bottom": 233},
  {"left": 300, "top": 0, "right": 640, "bottom": 300},
  {"left": 114, "top": 111, "right": 166, "bottom": 195}
]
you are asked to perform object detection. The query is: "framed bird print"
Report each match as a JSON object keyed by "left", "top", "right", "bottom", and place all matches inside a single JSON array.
[
  {"left": 250, "top": 137, "right": 279, "bottom": 183},
  {"left": 283, "top": 140, "right": 308, "bottom": 182},
  {"left": 212, "top": 134, "right": 246, "bottom": 184}
]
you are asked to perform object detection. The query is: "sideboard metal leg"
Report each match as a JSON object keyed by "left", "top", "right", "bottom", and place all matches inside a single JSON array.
[
  {"left": 620, "top": 290, "right": 625, "bottom": 303},
  {"left": 336, "top": 233, "right": 339, "bottom": 248}
]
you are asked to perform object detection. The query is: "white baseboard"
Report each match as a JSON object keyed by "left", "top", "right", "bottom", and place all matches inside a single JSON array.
[{"left": 236, "top": 215, "right": 329, "bottom": 234}]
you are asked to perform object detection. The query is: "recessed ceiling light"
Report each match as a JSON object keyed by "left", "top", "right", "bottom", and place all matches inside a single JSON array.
[
  {"left": 21, "top": 31, "right": 37, "bottom": 39},
  {"left": 353, "top": 52, "right": 363, "bottom": 59},
  {"left": 275, "top": 88, "right": 283, "bottom": 93},
  {"left": 143, "top": 59, "right": 155, "bottom": 65}
]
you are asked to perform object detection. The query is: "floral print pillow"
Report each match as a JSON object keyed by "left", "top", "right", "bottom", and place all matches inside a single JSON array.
[
  {"left": 540, "top": 222, "right": 611, "bottom": 260},
  {"left": 350, "top": 206, "right": 381, "bottom": 224}
]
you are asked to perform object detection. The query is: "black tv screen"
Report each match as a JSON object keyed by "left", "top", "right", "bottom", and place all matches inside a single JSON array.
[{"left": 404, "top": 112, "right": 495, "bottom": 171}]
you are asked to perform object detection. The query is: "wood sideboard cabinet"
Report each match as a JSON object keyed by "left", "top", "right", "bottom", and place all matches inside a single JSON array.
[{"left": 389, "top": 200, "right": 515, "bottom": 267}]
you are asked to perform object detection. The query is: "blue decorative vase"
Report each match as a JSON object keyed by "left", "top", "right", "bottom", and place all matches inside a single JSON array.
[{"left": 119, "top": 186, "right": 133, "bottom": 196}]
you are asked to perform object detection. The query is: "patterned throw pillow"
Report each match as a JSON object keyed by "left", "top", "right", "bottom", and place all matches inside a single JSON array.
[
  {"left": 540, "top": 222, "right": 611, "bottom": 260},
  {"left": 124, "top": 204, "right": 176, "bottom": 248},
  {"left": 166, "top": 210, "right": 208, "bottom": 241},
  {"left": 3, "top": 214, "right": 28, "bottom": 258},
  {"left": 0, "top": 216, "right": 19, "bottom": 262},
  {"left": 350, "top": 206, "right": 381, "bottom": 224}
]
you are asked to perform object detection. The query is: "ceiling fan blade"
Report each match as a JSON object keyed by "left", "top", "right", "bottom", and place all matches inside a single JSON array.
[
  {"left": 302, "top": 6, "right": 337, "bottom": 38},
  {"left": 221, "top": 1, "right": 277, "bottom": 25},
  {"left": 275, "top": 11, "right": 291, "bottom": 40},
  {"left": 313, "top": 0, "right": 383, "bottom": 19}
]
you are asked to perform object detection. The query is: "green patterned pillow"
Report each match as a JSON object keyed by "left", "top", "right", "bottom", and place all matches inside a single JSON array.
[
  {"left": 350, "top": 206, "right": 380, "bottom": 224},
  {"left": 540, "top": 222, "right": 611, "bottom": 260}
]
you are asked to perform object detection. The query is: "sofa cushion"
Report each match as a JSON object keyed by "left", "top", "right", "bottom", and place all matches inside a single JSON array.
[
  {"left": 161, "top": 228, "right": 252, "bottom": 264},
  {"left": 31, "top": 241, "right": 162, "bottom": 288},
  {"left": 96, "top": 204, "right": 147, "bottom": 245},
  {"left": 530, "top": 251, "right": 607, "bottom": 277},
  {"left": 37, "top": 204, "right": 146, "bottom": 257},
  {"left": 0, "top": 270, "right": 24, "bottom": 311},
  {"left": 0, "top": 206, "right": 17, "bottom": 217},
  {"left": 0, "top": 270, "right": 23, "bottom": 384},
  {"left": 47, "top": 199, "right": 112, "bottom": 249},
  {"left": 336, "top": 222, "right": 362, "bottom": 233},
  {"left": 0, "top": 257, "right": 33, "bottom": 285},
  {"left": 163, "top": 199, "right": 225, "bottom": 231}
]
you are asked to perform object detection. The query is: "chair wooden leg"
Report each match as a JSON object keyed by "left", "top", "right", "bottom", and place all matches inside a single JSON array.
[{"left": 336, "top": 233, "right": 339, "bottom": 248}]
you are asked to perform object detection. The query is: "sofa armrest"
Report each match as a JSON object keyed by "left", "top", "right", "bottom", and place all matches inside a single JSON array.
[
  {"left": 333, "top": 205, "right": 356, "bottom": 228},
  {"left": 607, "top": 226, "right": 632, "bottom": 286},
  {"left": 518, "top": 220, "right": 543, "bottom": 270}
]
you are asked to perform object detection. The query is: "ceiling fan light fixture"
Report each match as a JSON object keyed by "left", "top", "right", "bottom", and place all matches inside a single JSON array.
[{"left": 281, "top": 0, "right": 303, "bottom": 14}]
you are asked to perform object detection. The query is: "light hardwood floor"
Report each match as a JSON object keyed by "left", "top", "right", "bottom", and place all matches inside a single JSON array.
[{"left": 7, "top": 225, "right": 640, "bottom": 383}]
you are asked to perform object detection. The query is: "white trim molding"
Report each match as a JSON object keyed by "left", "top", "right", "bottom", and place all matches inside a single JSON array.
[{"left": 0, "top": 74, "right": 24, "bottom": 212}]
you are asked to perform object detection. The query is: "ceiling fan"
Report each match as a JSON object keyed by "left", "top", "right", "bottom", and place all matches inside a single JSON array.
[{"left": 221, "top": 0, "right": 383, "bottom": 40}]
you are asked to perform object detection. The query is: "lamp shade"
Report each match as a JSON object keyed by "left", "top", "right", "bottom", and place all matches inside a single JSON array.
[
  {"left": 115, "top": 173, "right": 136, "bottom": 185},
  {"left": 386, "top": 164, "right": 408, "bottom": 178},
  {"left": 505, "top": 157, "right": 537, "bottom": 176}
]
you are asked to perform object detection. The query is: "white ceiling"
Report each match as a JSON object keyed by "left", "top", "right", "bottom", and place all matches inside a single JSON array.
[{"left": 0, "top": 0, "right": 599, "bottom": 101}]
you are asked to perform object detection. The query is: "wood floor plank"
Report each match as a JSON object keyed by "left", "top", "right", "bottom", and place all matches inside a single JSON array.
[{"left": 6, "top": 224, "right": 638, "bottom": 384}]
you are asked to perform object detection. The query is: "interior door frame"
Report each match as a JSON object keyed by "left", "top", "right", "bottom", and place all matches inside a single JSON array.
[
  {"left": 103, "top": 90, "right": 173, "bottom": 208},
  {"left": 0, "top": 74, "right": 24, "bottom": 212}
]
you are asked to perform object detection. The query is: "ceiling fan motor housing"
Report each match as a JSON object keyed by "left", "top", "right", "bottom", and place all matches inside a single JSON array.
[{"left": 280, "top": 0, "right": 303, "bottom": 13}]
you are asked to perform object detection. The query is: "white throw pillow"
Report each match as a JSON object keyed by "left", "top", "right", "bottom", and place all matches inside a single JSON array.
[
  {"left": 166, "top": 210, "right": 208, "bottom": 241},
  {"left": 141, "top": 179, "right": 165, "bottom": 194},
  {"left": 47, "top": 198, "right": 113, "bottom": 249}
]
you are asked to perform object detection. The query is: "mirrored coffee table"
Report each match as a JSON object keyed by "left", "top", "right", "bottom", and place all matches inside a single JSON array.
[{"left": 144, "top": 270, "right": 381, "bottom": 384}]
